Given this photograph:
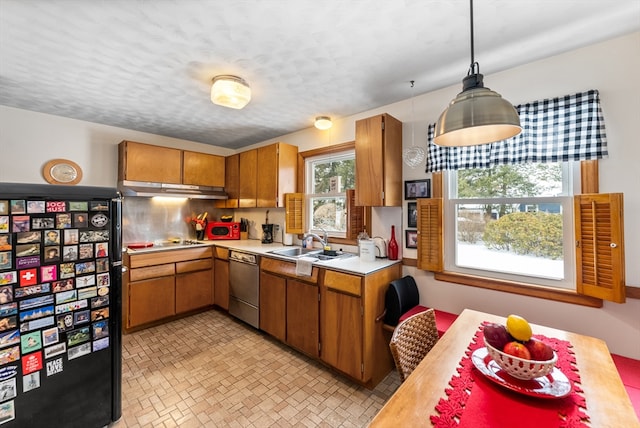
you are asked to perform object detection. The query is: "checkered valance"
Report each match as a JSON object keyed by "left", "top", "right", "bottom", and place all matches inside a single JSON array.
[{"left": 426, "top": 90, "right": 609, "bottom": 172}]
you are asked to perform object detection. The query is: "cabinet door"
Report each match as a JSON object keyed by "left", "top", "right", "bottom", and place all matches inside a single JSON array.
[
  {"left": 214, "top": 258, "right": 229, "bottom": 310},
  {"left": 354, "top": 114, "right": 402, "bottom": 207},
  {"left": 118, "top": 141, "right": 182, "bottom": 184},
  {"left": 239, "top": 149, "right": 257, "bottom": 207},
  {"left": 287, "top": 279, "right": 319, "bottom": 357},
  {"left": 320, "top": 288, "right": 363, "bottom": 380},
  {"left": 257, "top": 144, "right": 278, "bottom": 208},
  {"left": 259, "top": 271, "right": 286, "bottom": 341},
  {"left": 220, "top": 154, "right": 239, "bottom": 208},
  {"left": 182, "top": 151, "right": 225, "bottom": 187},
  {"left": 175, "top": 269, "right": 213, "bottom": 313},
  {"left": 355, "top": 115, "right": 385, "bottom": 206},
  {"left": 128, "top": 276, "right": 175, "bottom": 327}
]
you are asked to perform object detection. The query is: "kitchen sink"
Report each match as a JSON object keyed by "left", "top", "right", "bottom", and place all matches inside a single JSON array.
[
  {"left": 315, "top": 252, "right": 356, "bottom": 261},
  {"left": 267, "top": 247, "right": 356, "bottom": 261},
  {"left": 268, "top": 247, "right": 322, "bottom": 257}
]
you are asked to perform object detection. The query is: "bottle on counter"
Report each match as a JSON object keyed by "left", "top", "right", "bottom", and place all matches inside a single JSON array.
[{"left": 388, "top": 225, "right": 399, "bottom": 260}]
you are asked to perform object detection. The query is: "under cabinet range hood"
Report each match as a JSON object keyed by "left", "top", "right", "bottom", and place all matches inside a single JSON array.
[{"left": 119, "top": 180, "right": 228, "bottom": 200}]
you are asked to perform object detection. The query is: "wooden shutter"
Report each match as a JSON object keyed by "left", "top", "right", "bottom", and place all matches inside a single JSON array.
[
  {"left": 346, "top": 189, "right": 365, "bottom": 240},
  {"left": 575, "top": 193, "right": 625, "bottom": 303},
  {"left": 284, "top": 193, "right": 304, "bottom": 234},
  {"left": 417, "top": 198, "right": 443, "bottom": 272}
]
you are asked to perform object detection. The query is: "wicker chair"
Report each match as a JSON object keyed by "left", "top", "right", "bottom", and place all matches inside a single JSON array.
[{"left": 389, "top": 308, "right": 439, "bottom": 382}]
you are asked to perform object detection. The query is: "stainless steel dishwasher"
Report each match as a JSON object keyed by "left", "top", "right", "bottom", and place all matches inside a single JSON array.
[{"left": 228, "top": 250, "right": 260, "bottom": 328}]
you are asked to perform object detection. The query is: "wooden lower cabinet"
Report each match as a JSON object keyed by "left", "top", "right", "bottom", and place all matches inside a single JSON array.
[
  {"left": 176, "top": 269, "right": 213, "bottom": 314},
  {"left": 320, "top": 264, "right": 400, "bottom": 388},
  {"left": 287, "top": 279, "right": 319, "bottom": 357},
  {"left": 124, "top": 246, "right": 214, "bottom": 332},
  {"left": 260, "top": 258, "right": 320, "bottom": 357},
  {"left": 260, "top": 256, "right": 400, "bottom": 388},
  {"left": 320, "top": 284, "right": 363, "bottom": 380},
  {"left": 213, "top": 247, "right": 230, "bottom": 310},
  {"left": 259, "top": 271, "right": 286, "bottom": 341},
  {"left": 128, "top": 276, "right": 176, "bottom": 327}
]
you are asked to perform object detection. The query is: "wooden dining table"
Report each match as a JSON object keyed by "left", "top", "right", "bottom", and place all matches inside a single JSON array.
[{"left": 369, "top": 308, "right": 639, "bottom": 427}]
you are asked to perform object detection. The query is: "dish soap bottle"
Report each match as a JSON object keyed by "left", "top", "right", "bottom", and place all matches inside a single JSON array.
[{"left": 388, "top": 225, "right": 399, "bottom": 260}]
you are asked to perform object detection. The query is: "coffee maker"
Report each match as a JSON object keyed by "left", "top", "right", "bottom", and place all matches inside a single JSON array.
[{"left": 262, "top": 224, "right": 274, "bottom": 243}]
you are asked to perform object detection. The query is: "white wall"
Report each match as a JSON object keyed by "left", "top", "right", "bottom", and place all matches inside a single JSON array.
[
  {"left": 2, "top": 33, "right": 639, "bottom": 359},
  {"left": 0, "top": 109, "right": 234, "bottom": 186}
]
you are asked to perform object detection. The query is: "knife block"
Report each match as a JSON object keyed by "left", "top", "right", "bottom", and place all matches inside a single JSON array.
[{"left": 241, "top": 231, "right": 248, "bottom": 240}]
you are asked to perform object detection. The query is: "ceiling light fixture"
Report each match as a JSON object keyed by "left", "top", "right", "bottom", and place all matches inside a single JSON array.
[
  {"left": 314, "top": 116, "right": 332, "bottom": 130},
  {"left": 434, "top": 0, "right": 521, "bottom": 147},
  {"left": 210, "top": 75, "right": 251, "bottom": 109}
]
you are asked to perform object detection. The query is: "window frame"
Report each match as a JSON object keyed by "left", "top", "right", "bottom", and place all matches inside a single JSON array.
[
  {"left": 422, "top": 163, "right": 607, "bottom": 308},
  {"left": 297, "top": 142, "right": 370, "bottom": 245},
  {"left": 304, "top": 150, "right": 355, "bottom": 238},
  {"left": 442, "top": 162, "right": 579, "bottom": 289}
]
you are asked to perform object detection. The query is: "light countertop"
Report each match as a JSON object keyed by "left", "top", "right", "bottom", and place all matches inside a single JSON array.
[{"left": 126, "top": 239, "right": 401, "bottom": 275}]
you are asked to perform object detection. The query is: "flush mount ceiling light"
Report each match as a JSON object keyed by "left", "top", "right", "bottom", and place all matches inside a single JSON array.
[
  {"left": 434, "top": 0, "right": 521, "bottom": 147},
  {"left": 314, "top": 116, "right": 332, "bottom": 130},
  {"left": 210, "top": 75, "right": 251, "bottom": 109}
]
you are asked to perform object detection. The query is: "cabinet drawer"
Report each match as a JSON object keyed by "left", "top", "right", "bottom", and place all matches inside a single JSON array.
[
  {"left": 214, "top": 246, "right": 229, "bottom": 260},
  {"left": 129, "top": 264, "right": 175, "bottom": 281},
  {"left": 129, "top": 247, "right": 213, "bottom": 268},
  {"left": 260, "top": 257, "right": 319, "bottom": 284},
  {"left": 323, "top": 270, "right": 362, "bottom": 296},
  {"left": 176, "top": 258, "right": 212, "bottom": 274}
]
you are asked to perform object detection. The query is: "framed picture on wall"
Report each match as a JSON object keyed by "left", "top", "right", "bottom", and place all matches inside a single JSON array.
[
  {"left": 404, "top": 179, "right": 431, "bottom": 200},
  {"left": 407, "top": 202, "right": 417, "bottom": 228},
  {"left": 405, "top": 230, "right": 418, "bottom": 249}
]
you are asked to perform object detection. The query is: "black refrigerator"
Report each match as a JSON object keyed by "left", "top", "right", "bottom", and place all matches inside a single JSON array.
[{"left": 0, "top": 183, "right": 122, "bottom": 427}]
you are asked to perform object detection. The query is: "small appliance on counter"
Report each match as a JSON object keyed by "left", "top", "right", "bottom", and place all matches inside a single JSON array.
[
  {"left": 205, "top": 221, "right": 240, "bottom": 240},
  {"left": 373, "top": 236, "right": 388, "bottom": 258},
  {"left": 262, "top": 224, "right": 274, "bottom": 243},
  {"left": 359, "top": 239, "right": 376, "bottom": 262}
]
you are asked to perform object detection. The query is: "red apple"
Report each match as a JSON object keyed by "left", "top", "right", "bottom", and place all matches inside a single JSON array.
[
  {"left": 524, "top": 338, "right": 554, "bottom": 361},
  {"left": 503, "top": 341, "right": 531, "bottom": 359}
]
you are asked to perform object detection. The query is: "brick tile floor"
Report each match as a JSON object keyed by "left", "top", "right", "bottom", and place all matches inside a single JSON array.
[{"left": 112, "top": 309, "right": 400, "bottom": 427}]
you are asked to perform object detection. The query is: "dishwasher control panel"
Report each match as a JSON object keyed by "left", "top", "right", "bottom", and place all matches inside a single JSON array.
[{"left": 229, "top": 250, "right": 258, "bottom": 264}]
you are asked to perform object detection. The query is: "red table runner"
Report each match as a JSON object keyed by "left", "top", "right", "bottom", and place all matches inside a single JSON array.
[{"left": 430, "top": 323, "right": 590, "bottom": 427}]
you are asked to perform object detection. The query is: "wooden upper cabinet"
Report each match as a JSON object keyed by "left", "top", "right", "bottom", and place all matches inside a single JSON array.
[
  {"left": 239, "top": 149, "right": 258, "bottom": 208},
  {"left": 224, "top": 154, "right": 240, "bottom": 208},
  {"left": 355, "top": 114, "right": 403, "bottom": 207},
  {"left": 257, "top": 142, "right": 298, "bottom": 208},
  {"left": 119, "top": 141, "right": 226, "bottom": 188},
  {"left": 118, "top": 140, "right": 182, "bottom": 184},
  {"left": 182, "top": 150, "right": 225, "bottom": 187}
]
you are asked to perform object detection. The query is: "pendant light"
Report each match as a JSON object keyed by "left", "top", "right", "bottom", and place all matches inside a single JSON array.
[
  {"left": 434, "top": 0, "right": 521, "bottom": 147},
  {"left": 402, "top": 80, "right": 426, "bottom": 168}
]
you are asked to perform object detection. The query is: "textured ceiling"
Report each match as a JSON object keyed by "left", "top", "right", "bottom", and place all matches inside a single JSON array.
[{"left": 1, "top": 1, "right": 639, "bottom": 149}]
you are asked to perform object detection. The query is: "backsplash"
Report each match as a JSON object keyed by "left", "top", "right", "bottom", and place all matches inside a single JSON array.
[{"left": 122, "top": 197, "right": 224, "bottom": 244}]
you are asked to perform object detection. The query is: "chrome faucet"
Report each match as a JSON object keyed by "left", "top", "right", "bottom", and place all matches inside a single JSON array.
[{"left": 304, "top": 228, "right": 329, "bottom": 248}]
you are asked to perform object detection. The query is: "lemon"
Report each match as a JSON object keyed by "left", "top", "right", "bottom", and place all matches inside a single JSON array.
[{"left": 506, "top": 314, "right": 532, "bottom": 341}]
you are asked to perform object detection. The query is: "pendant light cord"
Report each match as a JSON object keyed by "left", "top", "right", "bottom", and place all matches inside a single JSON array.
[{"left": 467, "top": 0, "right": 480, "bottom": 76}]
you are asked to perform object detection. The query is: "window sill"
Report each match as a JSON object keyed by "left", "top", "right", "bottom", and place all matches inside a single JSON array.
[{"left": 433, "top": 271, "right": 603, "bottom": 307}]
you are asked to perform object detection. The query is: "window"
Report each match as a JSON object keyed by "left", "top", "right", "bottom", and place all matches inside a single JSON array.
[
  {"left": 444, "top": 162, "right": 578, "bottom": 289},
  {"left": 305, "top": 150, "right": 355, "bottom": 237},
  {"left": 419, "top": 90, "right": 625, "bottom": 305}
]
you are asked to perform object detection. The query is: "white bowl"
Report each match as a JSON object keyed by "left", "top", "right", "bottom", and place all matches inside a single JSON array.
[{"left": 485, "top": 342, "right": 557, "bottom": 380}]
